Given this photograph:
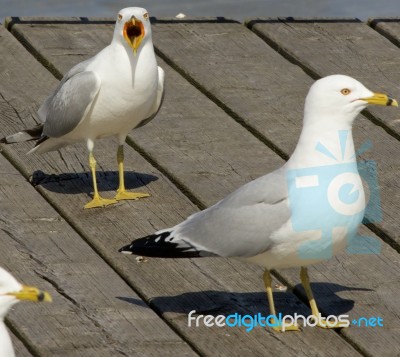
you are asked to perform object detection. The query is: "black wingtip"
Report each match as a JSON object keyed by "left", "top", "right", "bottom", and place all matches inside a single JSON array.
[
  {"left": 118, "top": 244, "right": 134, "bottom": 254},
  {"left": 118, "top": 232, "right": 204, "bottom": 258}
]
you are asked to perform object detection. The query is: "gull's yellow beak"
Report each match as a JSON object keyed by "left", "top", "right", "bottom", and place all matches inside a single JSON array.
[
  {"left": 7, "top": 285, "right": 52, "bottom": 302},
  {"left": 123, "top": 16, "right": 145, "bottom": 55},
  {"left": 361, "top": 92, "right": 398, "bottom": 107}
]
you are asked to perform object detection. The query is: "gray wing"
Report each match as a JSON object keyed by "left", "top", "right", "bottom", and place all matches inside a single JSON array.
[
  {"left": 135, "top": 66, "right": 165, "bottom": 128},
  {"left": 39, "top": 63, "right": 101, "bottom": 138},
  {"left": 165, "top": 168, "right": 290, "bottom": 257}
]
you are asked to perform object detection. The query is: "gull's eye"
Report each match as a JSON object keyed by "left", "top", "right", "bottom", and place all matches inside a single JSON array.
[
  {"left": 341, "top": 88, "right": 351, "bottom": 95},
  {"left": 118, "top": 14, "right": 123, "bottom": 21},
  {"left": 143, "top": 12, "right": 149, "bottom": 20}
]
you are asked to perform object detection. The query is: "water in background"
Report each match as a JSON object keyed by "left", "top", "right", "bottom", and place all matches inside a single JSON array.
[{"left": 1, "top": 0, "right": 400, "bottom": 23}]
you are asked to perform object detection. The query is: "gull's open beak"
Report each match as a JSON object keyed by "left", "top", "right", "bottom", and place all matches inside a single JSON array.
[
  {"left": 123, "top": 16, "right": 145, "bottom": 55},
  {"left": 360, "top": 92, "right": 398, "bottom": 107},
  {"left": 7, "top": 285, "right": 52, "bottom": 302}
]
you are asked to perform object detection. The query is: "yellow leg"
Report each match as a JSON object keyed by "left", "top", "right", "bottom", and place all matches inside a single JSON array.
[
  {"left": 114, "top": 145, "right": 150, "bottom": 201},
  {"left": 263, "top": 270, "right": 300, "bottom": 332},
  {"left": 300, "top": 267, "right": 347, "bottom": 329},
  {"left": 84, "top": 152, "right": 118, "bottom": 209}
]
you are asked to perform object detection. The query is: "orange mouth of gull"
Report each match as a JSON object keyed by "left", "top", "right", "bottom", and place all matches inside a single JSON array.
[{"left": 123, "top": 17, "right": 145, "bottom": 54}]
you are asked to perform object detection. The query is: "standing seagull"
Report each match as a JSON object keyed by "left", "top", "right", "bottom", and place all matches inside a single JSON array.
[
  {"left": 120, "top": 75, "right": 397, "bottom": 331},
  {"left": 0, "top": 267, "right": 51, "bottom": 356},
  {"left": 1, "top": 7, "right": 164, "bottom": 209}
]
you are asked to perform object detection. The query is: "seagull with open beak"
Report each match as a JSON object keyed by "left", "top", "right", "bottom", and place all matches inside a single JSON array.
[{"left": 1, "top": 7, "right": 165, "bottom": 209}]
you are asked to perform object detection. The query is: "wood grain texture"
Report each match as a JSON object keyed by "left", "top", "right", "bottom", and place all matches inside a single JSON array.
[
  {"left": 7, "top": 17, "right": 400, "bottom": 355},
  {"left": 0, "top": 22, "right": 361, "bottom": 356},
  {"left": 152, "top": 19, "right": 313, "bottom": 159},
  {"left": 247, "top": 18, "right": 400, "bottom": 135},
  {"left": 369, "top": 18, "right": 400, "bottom": 48},
  {"left": 9, "top": 331, "right": 33, "bottom": 357}
]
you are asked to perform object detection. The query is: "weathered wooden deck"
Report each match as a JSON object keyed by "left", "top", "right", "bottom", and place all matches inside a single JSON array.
[{"left": 1, "top": 16, "right": 400, "bottom": 356}]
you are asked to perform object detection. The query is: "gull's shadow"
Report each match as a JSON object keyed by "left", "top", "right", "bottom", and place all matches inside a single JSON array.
[
  {"left": 293, "top": 282, "right": 372, "bottom": 316},
  {"left": 117, "top": 282, "right": 370, "bottom": 317},
  {"left": 30, "top": 170, "right": 158, "bottom": 195}
]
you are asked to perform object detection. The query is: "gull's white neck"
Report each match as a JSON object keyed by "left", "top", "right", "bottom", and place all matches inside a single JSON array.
[
  {"left": 286, "top": 112, "right": 356, "bottom": 169},
  {"left": 114, "top": 34, "right": 156, "bottom": 60},
  {"left": 112, "top": 37, "right": 157, "bottom": 76},
  {"left": 0, "top": 320, "right": 14, "bottom": 357},
  {"left": 135, "top": 38, "right": 157, "bottom": 67}
]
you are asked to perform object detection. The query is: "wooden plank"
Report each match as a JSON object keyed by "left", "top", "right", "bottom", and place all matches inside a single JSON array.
[
  {"left": 369, "top": 18, "right": 400, "bottom": 48},
  {"left": 0, "top": 148, "right": 194, "bottom": 356},
  {"left": 0, "top": 22, "right": 361, "bottom": 356},
  {"left": 247, "top": 18, "right": 400, "bottom": 136},
  {"left": 150, "top": 18, "right": 319, "bottom": 159},
  {"left": 12, "top": 18, "right": 400, "bottom": 356},
  {"left": 9, "top": 332, "right": 33, "bottom": 357},
  {"left": 4, "top": 17, "right": 115, "bottom": 80}
]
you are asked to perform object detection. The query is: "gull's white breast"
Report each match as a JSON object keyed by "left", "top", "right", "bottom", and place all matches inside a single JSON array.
[{"left": 69, "top": 42, "right": 158, "bottom": 141}]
